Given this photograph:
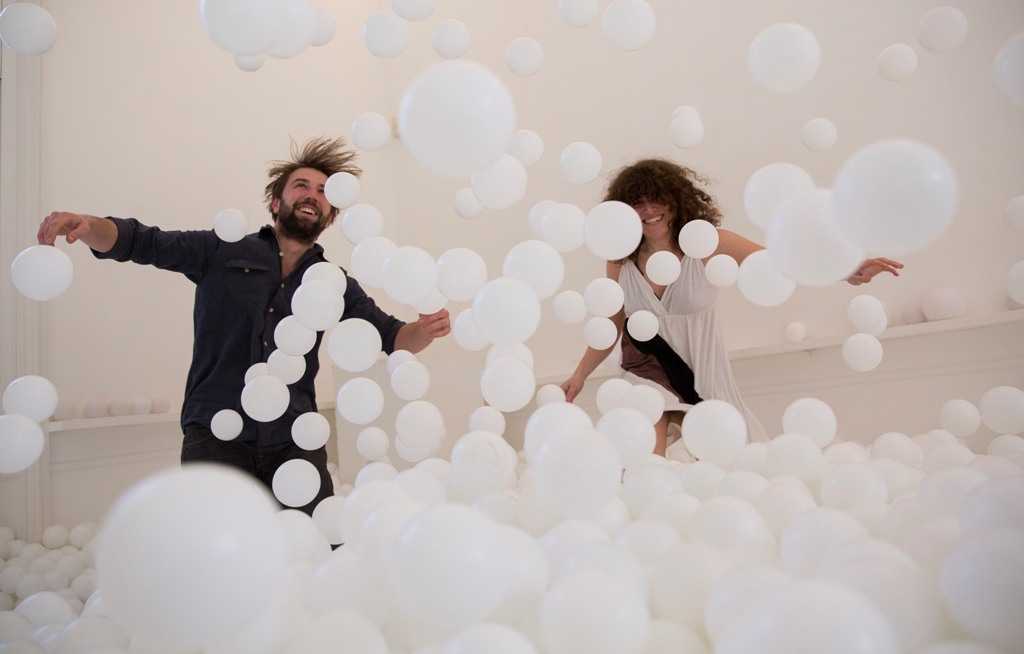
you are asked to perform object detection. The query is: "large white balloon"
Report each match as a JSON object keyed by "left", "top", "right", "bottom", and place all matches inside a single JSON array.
[
  {"left": 506, "top": 128, "right": 545, "bottom": 167},
  {"left": 11, "top": 245, "right": 74, "bottom": 302},
  {"left": 328, "top": 318, "right": 383, "bottom": 373},
  {"left": 341, "top": 204, "right": 385, "bottom": 245},
  {"left": 2, "top": 375, "right": 59, "bottom": 423},
  {"left": 264, "top": 0, "right": 315, "bottom": 59},
  {"left": 748, "top": 23, "right": 821, "bottom": 92},
  {"left": 583, "top": 277, "right": 625, "bottom": 318},
  {"left": 380, "top": 245, "right": 438, "bottom": 305},
  {"left": 541, "top": 203, "right": 587, "bottom": 253},
  {"left": 398, "top": 61, "right": 516, "bottom": 178},
  {"left": 993, "top": 31, "right": 1024, "bottom": 107},
  {"left": 213, "top": 208, "right": 248, "bottom": 242},
  {"left": 585, "top": 201, "right": 643, "bottom": 261},
  {"left": 917, "top": 6, "right": 968, "bottom": 53},
  {"left": 470, "top": 153, "right": 528, "bottom": 209},
  {"left": 241, "top": 375, "right": 290, "bottom": 422},
  {"left": 472, "top": 277, "right": 542, "bottom": 345},
  {"left": 0, "top": 414, "right": 45, "bottom": 474},
  {"left": 361, "top": 10, "right": 409, "bottom": 58},
  {"left": 601, "top": 0, "right": 656, "bottom": 52},
  {"left": 743, "top": 162, "right": 816, "bottom": 230},
  {"left": 559, "top": 141, "right": 602, "bottom": 185},
  {"left": 480, "top": 356, "right": 536, "bottom": 412},
  {"left": 503, "top": 239, "right": 565, "bottom": 300},
  {"left": 832, "top": 139, "right": 958, "bottom": 255},
  {"left": 437, "top": 247, "right": 488, "bottom": 301},
  {"left": 506, "top": 36, "right": 544, "bottom": 77},
  {"left": 0, "top": 2, "right": 57, "bottom": 55},
  {"left": 291, "top": 278, "right": 345, "bottom": 331},
  {"left": 350, "top": 236, "right": 397, "bottom": 288},
  {"left": 432, "top": 18, "right": 470, "bottom": 58},
  {"left": 336, "top": 377, "right": 385, "bottom": 425},
  {"left": 351, "top": 112, "right": 393, "bottom": 152},
  {"left": 765, "top": 188, "right": 864, "bottom": 286},
  {"left": 682, "top": 399, "right": 748, "bottom": 465},
  {"left": 737, "top": 250, "right": 796, "bottom": 306}
]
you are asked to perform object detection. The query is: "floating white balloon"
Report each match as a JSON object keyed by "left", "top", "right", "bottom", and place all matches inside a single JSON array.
[
  {"left": 324, "top": 172, "right": 360, "bottom": 210},
  {"left": 801, "top": 117, "right": 838, "bottom": 151},
  {"left": 541, "top": 203, "right": 587, "bottom": 253},
  {"left": 272, "top": 458, "right": 321, "bottom": 507},
  {"left": 211, "top": 409, "right": 243, "bottom": 441},
  {"left": 748, "top": 23, "right": 821, "bottom": 92},
  {"left": 678, "top": 219, "right": 719, "bottom": 259},
  {"left": 389, "top": 0, "right": 438, "bottom": 22},
  {"left": 847, "top": 294, "right": 888, "bottom": 335},
  {"left": 585, "top": 201, "right": 643, "bottom": 261},
  {"left": 559, "top": 141, "right": 602, "bottom": 185},
  {"left": 784, "top": 321, "right": 807, "bottom": 341},
  {"left": 431, "top": 18, "right": 470, "bottom": 58},
  {"left": 361, "top": 10, "right": 409, "bottom": 58},
  {"left": 240, "top": 374, "right": 290, "bottom": 422},
  {"left": 503, "top": 239, "right": 565, "bottom": 300},
  {"left": 351, "top": 112, "right": 392, "bottom": 152},
  {"left": 979, "top": 385, "right": 1024, "bottom": 435},
  {"left": 506, "top": 129, "right": 545, "bottom": 167},
  {"left": 336, "top": 377, "right": 385, "bottom": 425},
  {"left": 481, "top": 356, "right": 536, "bottom": 412},
  {"left": 340, "top": 204, "right": 385, "bottom": 245},
  {"left": 470, "top": 153, "right": 528, "bottom": 209},
  {"left": 267, "top": 348, "right": 305, "bottom": 384},
  {"left": 1008, "top": 260, "right": 1024, "bottom": 305},
  {"left": 917, "top": 7, "right": 968, "bottom": 53},
  {"left": 877, "top": 43, "right": 918, "bottom": 82},
  {"left": 783, "top": 397, "right": 837, "bottom": 448},
  {"left": 669, "top": 115, "right": 704, "bottom": 149},
  {"left": 11, "top": 245, "right": 74, "bottom": 302},
  {"left": 292, "top": 410, "right": 330, "bottom": 450},
  {"left": 704, "top": 253, "right": 739, "bottom": 287},
  {"left": 2, "top": 375, "right": 58, "bottom": 423},
  {"left": 737, "top": 250, "right": 796, "bottom": 307},
  {"left": 553, "top": 290, "right": 588, "bottom": 324},
  {"left": 506, "top": 36, "right": 544, "bottom": 77},
  {"left": 436, "top": 247, "right": 488, "bottom": 302},
  {"left": 399, "top": 61, "right": 516, "bottom": 178},
  {"left": 626, "top": 310, "right": 659, "bottom": 342},
  {"left": 921, "top": 286, "right": 967, "bottom": 321},
  {"left": 380, "top": 245, "right": 438, "bottom": 306},
  {"left": 601, "top": 0, "right": 656, "bottom": 52},
  {"left": 472, "top": 277, "right": 542, "bottom": 346},
  {"left": 558, "top": 0, "right": 600, "bottom": 28},
  {"left": 213, "top": 208, "right": 248, "bottom": 242},
  {"left": 310, "top": 6, "right": 336, "bottom": 46},
  {"left": 291, "top": 278, "right": 344, "bottom": 330},
  {"left": 583, "top": 277, "right": 625, "bottom": 318},
  {"left": 390, "top": 359, "right": 430, "bottom": 401},
  {"left": 743, "top": 162, "right": 816, "bottom": 230},
  {"left": 832, "top": 139, "right": 958, "bottom": 255},
  {"left": 328, "top": 318, "right": 383, "bottom": 373},
  {"left": 264, "top": 0, "right": 315, "bottom": 59},
  {"left": 644, "top": 250, "right": 681, "bottom": 286},
  {"left": 356, "top": 426, "right": 390, "bottom": 461},
  {"left": 842, "top": 333, "right": 884, "bottom": 372},
  {"left": 233, "top": 54, "right": 264, "bottom": 72},
  {"left": 1005, "top": 195, "right": 1024, "bottom": 233},
  {"left": 0, "top": 414, "right": 45, "bottom": 474},
  {"left": 454, "top": 186, "right": 485, "bottom": 219},
  {"left": 349, "top": 236, "right": 397, "bottom": 289},
  {"left": 453, "top": 308, "right": 489, "bottom": 351},
  {"left": 0, "top": 2, "right": 57, "bottom": 55},
  {"left": 584, "top": 316, "right": 619, "bottom": 350},
  {"left": 199, "top": 0, "right": 280, "bottom": 56}
]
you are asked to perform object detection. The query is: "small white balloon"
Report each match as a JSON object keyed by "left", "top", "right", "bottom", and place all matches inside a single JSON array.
[
  {"left": 341, "top": 204, "right": 385, "bottom": 245},
  {"left": 264, "top": 0, "right": 315, "bottom": 59},
  {"left": 351, "top": 112, "right": 392, "bottom": 152},
  {"left": 336, "top": 377, "right": 385, "bottom": 425},
  {"left": 670, "top": 115, "right": 705, "bottom": 149},
  {"left": 682, "top": 399, "right": 748, "bottom": 465},
  {"left": 267, "top": 348, "right": 306, "bottom": 384},
  {"left": 801, "top": 118, "right": 838, "bottom": 152},
  {"left": 877, "top": 43, "right": 918, "bottom": 81},
  {"left": 842, "top": 333, "right": 884, "bottom": 372},
  {"left": 1005, "top": 196, "right": 1024, "bottom": 233},
  {"left": 0, "top": 414, "right": 45, "bottom": 473},
  {"left": 214, "top": 208, "right": 248, "bottom": 242},
  {"left": 380, "top": 245, "right": 439, "bottom": 305},
  {"left": 472, "top": 277, "right": 542, "bottom": 346},
  {"left": 503, "top": 239, "right": 565, "bottom": 300},
  {"left": 200, "top": 0, "right": 281, "bottom": 56},
  {"left": 979, "top": 385, "right": 1024, "bottom": 435},
  {"left": 11, "top": 245, "right": 74, "bottom": 302},
  {"left": 705, "top": 254, "right": 739, "bottom": 287},
  {"left": 1008, "top": 260, "right": 1024, "bottom": 305},
  {"left": 917, "top": 7, "right": 968, "bottom": 53},
  {"left": 356, "top": 426, "right": 390, "bottom": 461},
  {"left": 921, "top": 286, "right": 967, "bottom": 321},
  {"left": 432, "top": 18, "right": 470, "bottom": 58},
  {"left": 481, "top": 357, "right": 536, "bottom": 412},
  {"left": 292, "top": 411, "right": 330, "bottom": 450},
  {"left": 303, "top": 261, "right": 347, "bottom": 291},
  {"left": 560, "top": 141, "right": 603, "bottom": 185},
  {"left": 310, "top": 6, "right": 336, "bottom": 46},
  {"left": 506, "top": 36, "right": 544, "bottom": 77},
  {"left": 328, "top": 318, "right": 383, "bottom": 373},
  {"left": 275, "top": 315, "right": 317, "bottom": 356},
  {"left": 0, "top": 2, "right": 57, "bottom": 55},
  {"left": 645, "top": 251, "right": 681, "bottom": 286},
  {"left": 325, "top": 172, "right": 361, "bottom": 210},
  {"left": 783, "top": 397, "right": 837, "bottom": 448},
  {"left": 470, "top": 153, "right": 528, "bottom": 210},
  {"left": 737, "top": 250, "right": 796, "bottom": 307},
  {"left": 2, "top": 375, "right": 58, "bottom": 423},
  {"left": 454, "top": 186, "right": 485, "bottom": 219},
  {"left": 389, "top": 0, "right": 438, "bottom": 21},
  {"left": 291, "top": 278, "right": 345, "bottom": 331},
  {"left": 436, "top": 247, "right": 488, "bottom": 302},
  {"left": 583, "top": 277, "right": 625, "bottom": 318},
  {"left": 361, "top": 10, "right": 409, "bottom": 58},
  {"left": 626, "top": 310, "right": 659, "bottom": 342},
  {"left": 585, "top": 201, "right": 643, "bottom": 261},
  {"left": 453, "top": 308, "right": 490, "bottom": 351},
  {"left": 536, "top": 384, "right": 567, "bottom": 407},
  {"left": 748, "top": 23, "right": 821, "bottom": 92},
  {"left": 390, "top": 360, "right": 431, "bottom": 401},
  {"left": 784, "top": 322, "right": 806, "bottom": 342},
  {"left": 601, "top": 0, "right": 656, "bottom": 52},
  {"left": 540, "top": 202, "right": 586, "bottom": 253},
  {"left": 507, "top": 129, "right": 545, "bottom": 167},
  {"left": 584, "top": 316, "right": 619, "bottom": 350},
  {"left": 558, "top": 0, "right": 600, "bottom": 28},
  {"left": 553, "top": 290, "right": 588, "bottom": 324},
  {"left": 743, "top": 162, "right": 816, "bottom": 230},
  {"left": 469, "top": 405, "right": 506, "bottom": 435},
  {"left": 272, "top": 458, "right": 321, "bottom": 508},
  {"left": 241, "top": 375, "right": 290, "bottom": 422},
  {"left": 350, "top": 236, "right": 397, "bottom": 288},
  {"left": 939, "top": 399, "right": 981, "bottom": 438},
  {"left": 233, "top": 54, "right": 265, "bottom": 72},
  {"left": 847, "top": 294, "right": 888, "bottom": 335},
  {"left": 678, "top": 220, "right": 720, "bottom": 259},
  {"left": 211, "top": 409, "right": 243, "bottom": 441}
]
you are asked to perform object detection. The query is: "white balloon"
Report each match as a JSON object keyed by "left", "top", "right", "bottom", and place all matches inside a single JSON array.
[
  {"left": 921, "top": 286, "right": 967, "bottom": 321},
  {"left": 453, "top": 308, "right": 490, "bottom": 351},
  {"left": 264, "top": 0, "right": 315, "bottom": 59},
  {"left": 705, "top": 254, "right": 739, "bottom": 287},
  {"left": 765, "top": 188, "right": 864, "bottom": 286},
  {"left": 481, "top": 357, "right": 536, "bottom": 412},
  {"left": 832, "top": 139, "right": 958, "bottom": 255},
  {"left": 784, "top": 321, "right": 807, "bottom": 342},
  {"left": 267, "top": 348, "right": 306, "bottom": 384},
  {"left": 380, "top": 245, "right": 438, "bottom": 306},
  {"left": 233, "top": 54, "right": 264, "bottom": 72},
  {"left": 506, "top": 36, "right": 544, "bottom": 77},
  {"left": 470, "top": 153, "right": 528, "bottom": 210},
  {"left": 390, "top": 360, "right": 430, "bottom": 401},
  {"left": 328, "top": 318, "right": 383, "bottom": 373},
  {"left": 2, "top": 375, "right": 58, "bottom": 423},
  {"left": 0, "top": 414, "right": 45, "bottom": 474},
  {"left": 241, "top": 375, "right": 290, "bottom": 422},
  {"left": 310, "top": 6, "right": 336, "bottom": 46},
  {"left": 559, "top": 141, "right": 602, "bottom": 185},
  {"left": 979, "top": 385, "right": 1024, "bottom": 435},
  {"left": 626, "top": 310, "right": 659, "bottom": 342},
  {"left": 601, "top": 0, "right": 656, "bottom": 52},
  {"left": 356, "top": 426, "right": 390, "bottom": 461},
  {"left": 541, "top": 202, "right": 587, "bottom": 253},
  {"left": 431, "top": 18, "right": 470, "bottom": 58},
  {"left": 678, "top": 220, "right": 719, "bottom": 259},
  {"left": 682, "top": 399, "right": 748, "bottom": 465},
  {"left": 472, "top": 277, "right": 542, "bottom": 346},
  {"left": 395, "top": 400, "right": 446, "bottom": 451},
  {"left": 503, "top": 239, "right": 565, "bottom": 300},
  {"left": 993, "top": 32, "right": 1024, "bottom": 108},
  {"left": 350, "top": 236, "right": 397, "bottom": 288},
  {"left": 351, "top": 112, "right": 392, "bottom": 152},
  {"left": 744, "top": 162, "right": 816, "bottom": 229},
  {"left": 584, "top": 316, "right": 619, "bottom": 350},
  {"left": 737, "top": 250, "right": 796, "bottom": 307},
  {"left": 398, "top": 61, "right": 516, "bottom": 178},
  {"left": 748, "top": 22, "right": 821, "bottom": 92},
  {"left": 469, "top": 405, "right": 506, "bottom": 436},
  {"left": 842, "top": 333, "right": 884, "bottom": 372},
  {"left": 670, "top": 115, "right": 705, "bottom": 149},
  {"left": 801, "top": 117, "right": 838, "bottom": 152},
  {"left": 292, "top": 411, "right": 331, "bottom": 450},
  {"left": 507, "top": 129, "right": 545, "bottom": 167},
  {"left": 553, "top": 290, "right": 588, "bottom": 324},
  {"left": 389, "top": 0, "right": 438, "bottom": 21},
  {"left": 291, "top": 278, "right": 345, "bottom": 331},
  {"left": 199, "top": 0, "right": 280, "bottom": 56},
  {"left": 1008, "top": 260, "right": 1024, "bottom": 305},
  {"left": 361, "top": 10, "right": 408, "bottom": 59},
  {"left": 454, "top": 186, "right": 485, "bottom": 219},
  {"left": 272, "top": 459, "right": 321, "bottom": 508},
  {"left": 917, "top": 7, "right": 968, "bottom": 53},
  {"left": 436, "top": 247, "right": 488, "bottom": 302},
  {"left": 536, "top": 384, "right": 567, "bottom": 407},
  {"left": 644, "top": 251, "right": 681, "bottom": 286},
  {"left": 11, "top": 245, "right": 74, "bottom": 302},
  {"left": 877, "top": 43, "right": 918, "bottom": 82},
  {"left": 341, "top": 204, "right": 385, "bottom": 245},
  {"left": 585, "top": 201, "right": 643, "bottom": 261},
  {"left": 583, "top": 277, "right": 625, "bottom": 318},
  {"left": 336, "top": 377, "right": 385, "bottom": 425},
  {"left": 847, "top": 294, "right": 888, "bottom": 335},
  {"left": 558, "top": 0, "right": 599, "bottom": 28},
  {"left": 213, "top": 208, "right": 248, "bottom": 242},
  {"left": 302, "top": 261, "right": 348, "bottom": 291},
  {"left": 529, "top": 200, "right": 558, "bottom": 238},
  {"left": 324, "top": 172, "right": 361, "bottom": 210},
  {"left": 783, "top": 397, "right": 837, "bottom": 448},
  {"left": 211, "top": 409, "right": 243, "bottom": 441}
]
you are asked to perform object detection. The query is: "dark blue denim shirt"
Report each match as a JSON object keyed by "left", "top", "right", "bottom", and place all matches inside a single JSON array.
[{"left": 94, "top": 217, "right": 404, "bottom": 445}]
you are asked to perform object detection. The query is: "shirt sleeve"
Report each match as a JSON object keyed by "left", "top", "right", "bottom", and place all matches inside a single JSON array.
[
  {"left": 92, "top": 217, "right": 217, "bottom": 281},
  {"left": 341, "top": 272, "right": 405, "bottom": 353}
]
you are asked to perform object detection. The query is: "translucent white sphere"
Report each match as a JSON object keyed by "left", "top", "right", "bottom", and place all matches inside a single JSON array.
[
  {"left": 2, "top": 375, "right": 59, "bottom": 423},
  {"left": 0, "top": 2, "right": 57, "bottom": 55},
  {"left": 939, "top": 399, "right": 981, "bottom": 438},
  {"left": 213, "top": 208, "right": 248, "bottom": 242},
  {"left": 0, "top": 414, "right": 45, "bottom": 474},
  {"left": 472, "top": 277, "right": 541, "bottom": 345},
  {"left": 600, "top": 0, "right": 656, "bottom": 52},
  {"left": 877, "top": 43, "right": 918, "bottom": 81},
  {"left": 681, "top": 399, "right": 748, "bottom": 465},
  {"left": 328, "top": 318, "right": 383, "bottom": 373},
  {"left": 503, "top": 239, "right": 565, "bottom": 300},
  {"left": 626, "top": 310, "right": 659, "bottom": 342},
  {"left": 559, "top": 141, "right": 602, "bottom": 185},
  {"left": 380, "top": 245, "right": 438, "bottom": 306},
  {"left": 678, "top": 220, "right": 719, "bottom": 259},
  {"left": 211, "top": 409, "right": 243, "bottom": 441},
  {"left": 737, "top": 250, "right": 796, "bottom": 307},
  {"left": 917, "top": 6, "right": 968, "bottom": 53},
  {"left": 832, "top": 139, "right": 958, "bottom": 255},
  {"left": 584, "top": 201, "right": 643, "bottom": 261},
  {"left": 743, "top": 162, "right": 816, "bottom": 229},
  {"left": 801, "top": 117, "right": 838, "bottom": 151},
  {"left": 748, "top": 23, "right": 821, "bottom": 92},
  {"left": 506, "top": 36, "right": 544, "bottom": 77},
  {"left": 292, "top": 411, "right": 330, "bottom": 450},
  {"left": 540, "top": 569, "right": 650, "bottom": 654},
  {"left": 272, "top": 458, "right": 321, "bottom": 508},
  {"left": 390, "top": 360, "right": 430, "bottom": 401},
  {"left": 979, "top": 385, "right": 1024, "bottom": 435},
  {"left": 1004, "top": 195, "right": 1024, "bottom": 233},
  {"left": 842, "top": 333, "right": 884, "bottom": 372},
  {"left": 389, "top": 0, "right": 438, "bottom": 21},
  {"left": 541, "top": 203, "right": 587, "bottom": 253},
  {"left": 784, "top": 322, "right": 807, "bottom": 342},
  {"left": 847, "top": 294, "right": 888, "bottom": 335},
  {"left": 480, "top": 356, "right": 536, "bottom": 413},
  {"left": 11, "top": 245, "right": 74, "bottom": 302},
  {"left": 1008, "top": 260, "right": 1024, "bottom": 305},
  {"left": 335, "top": 377, "right": 385, "bottom": 425},
  {"left": 361, "top": 10, "right": 409, "bottom": 59},
  {"left": 922, "top": 286, "right": 967, "bottom": 321},
  {"left": 291, "top": 278, "right": 345, "bottom": 331},
  {"left": 454, "top": 186, "right": 485, "bottom": 219},
  {"left": 507, "top": 128, "right": 545, "bottom": 167},
  {"left": 470, "top": 153, "right": 528, "bottom": 210},
  {"left": 240, "top": 374, "right": 290, "bottom": 422},
  {"left": 356, "top": 426, "right": 390, "bottom": 461},
  {"left": 705, "top": 253, "right": 739, "bottom": 287},
  {"left": 583, "top": 277, "right": 625, "bottom": 318},
  {"left": 669, "top": 115, "right": 704, "bottom": 149},
  {"left": 398, "top": 61, "right": 515, "bottom": 178},
  {"left": 431, "top": 18, "right": 470, "bottom": 58},
  {"left": 436, "top": 247, "right": 487, "bottom": 302},
  {"left": 558, "top": 0, "right": 599, "bottom": 28},
  {"left": 324, "top": 172, "right": 361, "bottom": 210},
  {"left": 782, "top": 397, "right": 837, "bottom": 447},
  {"left": 553, "top": 290, "right": 588, "bottom": 324}
]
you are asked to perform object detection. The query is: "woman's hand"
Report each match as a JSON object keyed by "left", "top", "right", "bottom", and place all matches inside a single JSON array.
[{"left": 847, "top": 258, "right": 903, "bottom": 285}]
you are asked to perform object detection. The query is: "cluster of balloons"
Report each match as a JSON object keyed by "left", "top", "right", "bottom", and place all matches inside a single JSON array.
[{"left": 0, "top": 383, "right": 1023, "bottom": 653}]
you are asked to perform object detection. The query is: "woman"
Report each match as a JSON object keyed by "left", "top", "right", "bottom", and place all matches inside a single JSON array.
[{"left": 560, "top": 158, "right": 902, "bottom": 456}]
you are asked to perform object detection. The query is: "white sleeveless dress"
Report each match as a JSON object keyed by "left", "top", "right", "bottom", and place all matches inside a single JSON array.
[{"left": 618, "top": 256, "right": 769, "bottom": 442}]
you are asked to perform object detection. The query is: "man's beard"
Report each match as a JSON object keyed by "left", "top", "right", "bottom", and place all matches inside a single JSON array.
[{"left": 275, "top": 201, "right": 330, "bottom": 243}]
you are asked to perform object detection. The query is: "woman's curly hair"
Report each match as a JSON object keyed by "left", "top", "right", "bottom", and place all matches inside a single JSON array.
[{"left": 604, "top": 158, "right": 722, "bottom": 263}]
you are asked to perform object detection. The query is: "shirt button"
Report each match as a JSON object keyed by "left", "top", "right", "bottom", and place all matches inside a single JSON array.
[
  {"left": 244, "top": 268, "right": 250, "bottom": 273},
  {"left": 268, "top": 307, "right": 274, "bottom": 313},
  {"left": 263, "top": 341, "right": 268, "bottom": 347}
]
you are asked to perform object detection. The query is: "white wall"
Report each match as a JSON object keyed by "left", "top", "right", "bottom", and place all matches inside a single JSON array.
[{"left": 1, "top": 1, "right": 1022, "bottom": 495}]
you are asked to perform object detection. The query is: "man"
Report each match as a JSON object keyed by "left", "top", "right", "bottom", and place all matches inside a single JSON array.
[{"left": 37, "top": 136, "right": 451, "bottom": 515}]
